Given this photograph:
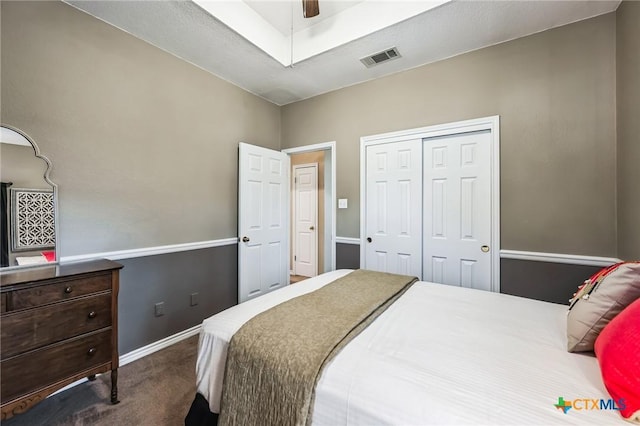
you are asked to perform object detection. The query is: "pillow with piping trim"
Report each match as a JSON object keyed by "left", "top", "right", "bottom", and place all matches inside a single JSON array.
[{"left": 566, "top": 261, "right": 640, "bottom": 352}]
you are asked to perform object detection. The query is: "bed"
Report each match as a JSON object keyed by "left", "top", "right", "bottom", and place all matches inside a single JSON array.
[{"left": 188, "top": 269, "right": 626, "bottom": 425}]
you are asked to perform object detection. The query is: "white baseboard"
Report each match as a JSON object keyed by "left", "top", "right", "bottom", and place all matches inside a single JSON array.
[
  {"left": 500, "top": 250, "right": 621, "bottom": 267},
  {"left": 119, "top": 324, "right": 201, "bottom": 367},
  {"left": 51, "top": 324, "right": 201, "bottom": 397}
]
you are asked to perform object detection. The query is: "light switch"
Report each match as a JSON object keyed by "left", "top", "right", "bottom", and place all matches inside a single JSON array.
[{"left": 338, "top": 198, "right": 348, "bottom": 209}]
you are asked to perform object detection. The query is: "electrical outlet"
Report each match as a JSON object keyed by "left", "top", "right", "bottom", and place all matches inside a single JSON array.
[
  {"left": 190, "top": 292, "right": 199, "bottom": 306},
  {"left": 155, "top": 302, "right": 165, "bottom": 317}
]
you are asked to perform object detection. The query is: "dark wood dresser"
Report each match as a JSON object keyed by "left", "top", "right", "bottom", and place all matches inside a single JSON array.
[{"left": 0, "top": 259, "right": 123, "bottom": 419}]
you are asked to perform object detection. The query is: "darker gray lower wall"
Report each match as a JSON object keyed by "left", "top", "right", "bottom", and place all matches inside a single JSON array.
[
  {"left": 500, "top": 259, "right": 602, "bottom": 305},
  {"left": 115, "top": 243, "right": 605, "bottom": 354},
  {"left": 117, "top": 244, "right": 237, "bottom": 354},
  {"left": 336, "top": 243, "right": 360, "bottom": 270},
  {"left": 119, "top": 242, "right": 359, "bottom": 354}
]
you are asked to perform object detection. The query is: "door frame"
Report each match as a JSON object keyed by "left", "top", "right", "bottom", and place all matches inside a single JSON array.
[
  {"left": 292, "top": 162, "right": 319, "bottom": 276},
  {"left": 283, "top": 141, "right": 337, "bottom": 272},
  {"left": 360, "top": 116, "right": 500, "bottom": 292}
]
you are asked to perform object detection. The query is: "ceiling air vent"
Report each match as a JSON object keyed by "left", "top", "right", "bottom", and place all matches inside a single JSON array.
[{"left": 360, "top": 47, "right": 401, "bottom": 68}]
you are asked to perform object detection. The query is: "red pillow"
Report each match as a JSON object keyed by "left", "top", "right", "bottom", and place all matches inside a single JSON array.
[{"left": 594, "top": 297, "right": 640, "bottom": 421}]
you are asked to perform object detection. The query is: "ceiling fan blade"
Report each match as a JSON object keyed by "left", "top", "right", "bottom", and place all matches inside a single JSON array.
[{"left": 302, "top": 0, "right": 319, "bottom": 18}]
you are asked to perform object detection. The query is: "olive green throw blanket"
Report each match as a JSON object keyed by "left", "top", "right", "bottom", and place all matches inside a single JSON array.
[{"left": 218, "top": 269, "right": 417, "bottom": 426}]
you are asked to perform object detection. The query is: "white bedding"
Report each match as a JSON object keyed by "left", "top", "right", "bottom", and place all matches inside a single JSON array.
[{"left": 196, "top": 269, "right": 623, "bottom": 425}]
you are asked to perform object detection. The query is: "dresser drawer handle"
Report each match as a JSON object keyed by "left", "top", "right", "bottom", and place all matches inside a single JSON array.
[
  {"left": 64, "top": 286, "right": 73, "bottom": 294},
  {"left": 88, "top": 311, "right": 97, "bottom": 319},
  {"left": 87, "top": 347, "right": 97, "bottom": 356}
]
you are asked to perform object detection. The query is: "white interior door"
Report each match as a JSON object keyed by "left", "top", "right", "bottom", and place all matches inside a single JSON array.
[
  {"left": 238, "top": 142, "right": 289, "bottom": 303},
  {"left": 293, "top": 164, "right": 318, "bottom": 277},
  {"left": 423, "top": 130, "right": 492, "bottom": 290},
  {"left": 364, "top": 139, "right": 422, "bottom": 277}
]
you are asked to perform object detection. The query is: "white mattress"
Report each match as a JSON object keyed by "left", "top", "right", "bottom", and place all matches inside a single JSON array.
[{"left": 196, "top": 270, "right": 623, "bottom": 425}]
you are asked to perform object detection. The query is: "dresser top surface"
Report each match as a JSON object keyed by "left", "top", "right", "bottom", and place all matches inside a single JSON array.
[{"left": 0, "top": 259, "right": 123, "bottom": 287}]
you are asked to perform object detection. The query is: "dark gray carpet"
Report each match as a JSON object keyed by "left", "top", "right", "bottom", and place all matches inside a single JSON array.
[{"left": 3, "top": 335, "right": 199, "bottom": 425}]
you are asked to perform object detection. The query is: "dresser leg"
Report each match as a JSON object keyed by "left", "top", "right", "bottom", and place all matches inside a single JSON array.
[{"left": 110, "top": 369, "right": 120, "bottom": 404}]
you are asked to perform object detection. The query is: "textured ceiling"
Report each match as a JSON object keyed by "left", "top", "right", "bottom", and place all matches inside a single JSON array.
[{"left": 65, "top": 0, "right": 621, "bottom": 106}]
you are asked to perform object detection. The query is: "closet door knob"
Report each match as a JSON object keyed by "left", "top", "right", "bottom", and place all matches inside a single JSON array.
[
  {"left": 309, "top": 226, "right": 315, "bottom": 231},
  {"left": 481, "top": 245, "right": 490, "bottom": 253},
  {"left": 367, "top": 237, "right": 372, "bottom": 243},
  {"left": 242, "top": 236, "right": 250, "bottom": 243}
]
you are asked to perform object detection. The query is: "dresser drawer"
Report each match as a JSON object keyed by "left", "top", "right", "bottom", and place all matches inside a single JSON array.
[
  {"left": 9, "top": 273, "right": 112, "bottom": 311},
  {"left": 1, "top": 329, "right": 112, "bottom": 404},
  {"left": 1, "top": 293, "right": 112, "bottom": 358}
]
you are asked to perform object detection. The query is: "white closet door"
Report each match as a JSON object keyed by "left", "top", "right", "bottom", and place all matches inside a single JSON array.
[
  {"left": 364, "top": 139, "right": 422, "bottom": 277},
  {"left": 423, "top": 130, "right": 492, "bottom": 290},
  {"left": 238, "top": 142, "right": 289, "bottom": 303}
]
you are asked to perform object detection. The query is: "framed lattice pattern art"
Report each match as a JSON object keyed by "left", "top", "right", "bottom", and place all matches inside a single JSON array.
[{"left": 11, "top": 188, "right": 56, "bottom": 251}]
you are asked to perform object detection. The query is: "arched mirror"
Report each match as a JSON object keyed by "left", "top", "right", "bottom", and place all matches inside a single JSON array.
[{"left": 0, "top": 125, "right": 58, "bottom": 270}]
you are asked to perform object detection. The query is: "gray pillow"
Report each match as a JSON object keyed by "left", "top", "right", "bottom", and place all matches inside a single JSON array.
[{"left": 566, "top": 262, "right": 640, "bottom": 353}]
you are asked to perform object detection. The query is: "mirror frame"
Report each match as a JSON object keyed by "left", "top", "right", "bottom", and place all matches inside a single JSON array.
[{"left": 1, "top": 124, "right": 59, "bottom": 271}]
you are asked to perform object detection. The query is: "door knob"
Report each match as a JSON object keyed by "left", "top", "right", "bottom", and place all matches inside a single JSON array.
[
  {"left": 367, "top": 237, "right": 372, "bottom": 243},
  {"left": 242, "top": 236, "right": 250, "bottom": 243},
  {"left": 481, "top": 245, "right": 490, "bottom": 253},
  {"left": 309, "top": 226, "right": 315, "bottom": 231}
]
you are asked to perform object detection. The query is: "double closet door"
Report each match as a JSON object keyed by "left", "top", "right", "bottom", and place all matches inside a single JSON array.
[{"left": 363, "top": 129, "right": 494, "bottom": 291}]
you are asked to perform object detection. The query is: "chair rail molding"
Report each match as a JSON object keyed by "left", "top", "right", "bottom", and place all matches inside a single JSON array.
[
  {"left": 60, "top": 238, "right": 238, "bottom": 263},
  {"left": 335, "top": 236, "right": 360, "bottom": 245},
  {"left": 500, "top": 250, "right": 621, "bottom": 267}
]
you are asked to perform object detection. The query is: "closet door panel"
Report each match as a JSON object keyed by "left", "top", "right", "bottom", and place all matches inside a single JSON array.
[
  {"left": 364, "top": 139, "right": 422, "bottom": 278},
  {"left": 423, "top": 130, "right": 492, "bottom": 290}
]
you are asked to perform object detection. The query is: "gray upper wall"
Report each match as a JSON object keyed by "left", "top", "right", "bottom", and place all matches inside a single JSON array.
[
  {"left": 617, "top": 2, "right": 640, "bottom": 260},
  {"left": 282, "top": 12, "right": 618, "bottom": 257},
  {"left": 2, "top": 1, "right": 636, "bottom": 260},
  {"left": 1, "top": 1, "right": 280, "bottom": 257}
]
